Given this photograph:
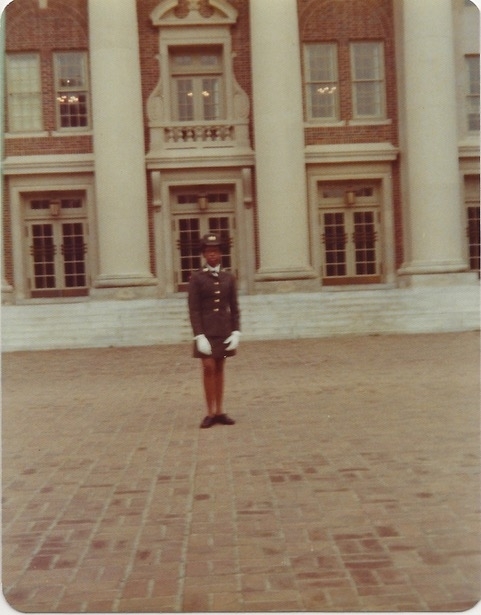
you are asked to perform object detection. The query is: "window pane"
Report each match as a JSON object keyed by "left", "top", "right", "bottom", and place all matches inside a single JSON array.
[
  {"left": 7, "top": 54, "right": 42, "bottom": 132},
  {"left": 8, "top": 54, "right": 40, "bottom": 92},
  {"left": 61, "top": 198, "right": 83, "bottom": 209},
  {"left": 351, "top": 42, "right": 384, "bottom": 119},
  {"left": 174, "top": 54, "right": 193, "bottom": 67},
  {"left": 176, "top": 79, "right": 194, "bottom": 121},
  {"left": 353, "top": 211, "right": 378, "bottom": 275},
  {"left": 352, "top": 43, "right": 380, "bottom": 80},
  {"left": 354, "top": 81, "right": 382, "bottom": 116},
  {"left": 208, "top": 217, "right": 232, "bottom": 269},
  {"left": 178, "top": 218, "right": 201, "bottom": 283},
  {"left": 200, "top": 54, "right": 219, "bottom": 67},
  {"left": 202, "top": 78, "right": 220, "bottom": 120},
  {"left": 468, "top": 101, "right": 480, "bottom": 131},
  {"left": 306, "top": 44, "right": 338, "bottom": 120},
  {"left": 178, "top": 194, "right": 198, "bottom": 205},
  {"left": 30, "top": 200, "right": 50, "bottom": 210},
  {"left": 56, "top": 52, "right": 86, "bottom": 88},
  {"left": 58, "top": 93, "right": 88, "bottom": 127},
  {"left": 322, "top": 213, "right": 346, "bottom": 277},
  {"left": 467, "top": 206, "right": 480, "bottom": 272},
  {"left": 170, "top": 47, "right": 224, "bottom": 122},
  {"left": 466, "top": 56, "right": 480, "bottom": 132},
  {"left": 467, "top": 56, "right": 480, "bottom": 94},
  {"left": 31, "top": 225, "right": 56, "bottom": 289},
  {"left": 308, "top": 44, "right": 335, "bottom": 81},
  {"left": 62, "top": 223, "right": 87, "bottom": 287},
  {"left": 309, "top": 84, "right": 337, "bottom": 119},
  {"left": 55, "top": 52, "right": 89, "bottom": 129}
]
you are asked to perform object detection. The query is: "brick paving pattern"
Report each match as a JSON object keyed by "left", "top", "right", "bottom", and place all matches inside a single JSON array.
[{"left": 2, "top": 332, "right": 480, "bottom": 612}]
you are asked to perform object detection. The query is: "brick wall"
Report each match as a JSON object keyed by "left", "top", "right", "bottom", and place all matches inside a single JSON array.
[
  {"left": 297, "top": 0, "right": 403, "bottom": 266},
  {"left": 3, "top": 0, "right": 92, "bottom": 285},
  {"left": 136, "top": 0, "right": 253, "bottom": 152},
  {"left": 136, "top": 0, "right": 254, "bottom": 272},
  {"left": 298, "top": 0, "right": 398, "bottom": 146},
  {"left": 3, "top": 0, "right": 404, "bottom": 288},
  {"left": 4, "top": 0, "right": 92, "bottom": 156}
]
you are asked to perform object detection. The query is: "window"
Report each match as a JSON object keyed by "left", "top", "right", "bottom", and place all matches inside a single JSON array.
[
  {"left": 6, "top": 53, "right": 42, "bottom": 132},
  {"left": 24, "top": 196, "right": 89, "bottom": 298},
  {"left": 350, "top": 42, "right": 385, "bottom": 119},
  {"left": 466, "top": 55, "right": 480, "bottom": 132},
  {"left": 54, "top": 52, "right": 90, "bottom": 129},
  {"left": 169, "top": 47, "right": 224, "bottom": 121},
  {"left": 305, "top": 44, "right": 339, "bottom": 121}
]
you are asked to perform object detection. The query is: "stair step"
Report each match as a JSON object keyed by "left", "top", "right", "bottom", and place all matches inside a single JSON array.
[{"left": 2, "top": 286, "right": 479, "bottom": 351}]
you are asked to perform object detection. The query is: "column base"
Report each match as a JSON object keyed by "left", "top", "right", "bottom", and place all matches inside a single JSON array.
[
  {"left": 91, "top": 273, "right": 159, "bottom": 300},
  {"left": 398, "top": 271, "right": 478, "bottom": 288},
  {"left": 2, "top": 281, "right": 14, "bottom": 305},
  {"left": 254, "top": 266, "right": 319, "bottom": 293}
]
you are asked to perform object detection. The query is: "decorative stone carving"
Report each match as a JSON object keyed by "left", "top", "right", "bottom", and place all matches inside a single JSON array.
[
  {"left": 233, "top": 75, "right": 250, "bottom": 120},
  {"left": 146, "top": 67, "right": 164, "bottom": 125},
  {"left": 147, "top": 0, "right": 251, "bottom": 152},
  {"left": 150, "top": 0, "right": 237, "bottom": 26}
]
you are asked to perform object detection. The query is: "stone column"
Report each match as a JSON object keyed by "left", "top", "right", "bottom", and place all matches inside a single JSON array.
[
  {"left": 398, "top": 0, "right": 470, "bottom": 285},
  {"left": 250, "top": 0, "right": 315, "bottom": 289},
  {"left": 1, "top": 11, "right": 13, "bottom": 304},
  {"left": 88, "top": 0, "right": 156, "bottom": 297}
]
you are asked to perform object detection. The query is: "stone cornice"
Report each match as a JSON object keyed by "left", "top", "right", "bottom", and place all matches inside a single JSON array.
[
  {"left": 458, "top": 140, "right": 480, "bottom": 159},
  {"left": 3, "top": 154, "right": 94, "bottom": 175},
  {"left": 305, "top": 143, "right": 399, "bottom": 164},
  {"left": 145, "top": 148, "right": 255, "bottom": 169}
]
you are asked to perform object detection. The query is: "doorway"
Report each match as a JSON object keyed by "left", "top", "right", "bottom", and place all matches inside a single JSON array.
[{"left": 171, "top": 189, "right": 236, "bottom": 291}]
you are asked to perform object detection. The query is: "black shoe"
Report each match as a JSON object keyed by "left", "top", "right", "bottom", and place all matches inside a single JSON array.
[
  {"left": 200, "top": 415, "right": 216, "bottom": 429},
  {"left": 216, "top": 413, "right": 235, "bottom": 425}
]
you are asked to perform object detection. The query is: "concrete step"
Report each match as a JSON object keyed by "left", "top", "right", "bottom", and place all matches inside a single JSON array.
[{"left": 2, "top": 285, "right": 479, "bottom": 351}]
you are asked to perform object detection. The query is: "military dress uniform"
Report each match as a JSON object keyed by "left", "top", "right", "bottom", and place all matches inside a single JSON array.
[{"left": 188, "top": 265, "right": 240, "bottom": 359}]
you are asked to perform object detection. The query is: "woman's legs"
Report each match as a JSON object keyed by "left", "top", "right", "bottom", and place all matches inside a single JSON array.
[{"left": 201, "top": 357, "right": 225, "bottom": 415}]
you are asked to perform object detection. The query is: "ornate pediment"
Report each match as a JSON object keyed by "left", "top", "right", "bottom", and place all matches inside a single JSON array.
[{"left": 150, "top": 0, "right": 237, "bottom": 27}]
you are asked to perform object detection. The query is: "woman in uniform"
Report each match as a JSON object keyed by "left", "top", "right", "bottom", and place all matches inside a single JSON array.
[{"left": 188, "top": 233, "right": 241, "bottom": 428}]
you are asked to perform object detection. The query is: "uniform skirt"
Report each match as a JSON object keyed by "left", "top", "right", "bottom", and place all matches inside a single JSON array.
[{"left": 193, "top": 336, "right": 236, "bottom": 359}]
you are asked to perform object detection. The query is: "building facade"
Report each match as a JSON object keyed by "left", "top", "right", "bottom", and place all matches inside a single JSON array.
[{"left": 1, "top": 0, "right": 479, "bottom": 310}]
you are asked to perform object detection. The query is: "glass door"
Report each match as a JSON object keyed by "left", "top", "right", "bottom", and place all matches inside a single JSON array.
[
  {"left": 25, "top": 196, "right": 89, "bottom": 298},
  {"left": 319, "top": 183, "right": 382, "bottom": 285},
  {"left": 172, "top": 187, "right": 237, "bottom": 291}
]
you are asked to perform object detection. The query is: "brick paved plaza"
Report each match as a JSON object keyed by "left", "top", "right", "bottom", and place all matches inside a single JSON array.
[{"left": 2, "top": 332, "right": 480, "bottom": 612}]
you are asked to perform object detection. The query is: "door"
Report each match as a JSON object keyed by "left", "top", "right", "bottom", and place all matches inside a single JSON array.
[
  {"left": 319, "top": 183, "right": 382, "bottom": 285},
  {"left": 173, "top": 212, "right": 235, "bottom": 291},
  {"left": 25, "top": 196, "right": 89, "bottom": 298},
  {"left": 465, "top": 176, "right": 480, "bottom": 276}
]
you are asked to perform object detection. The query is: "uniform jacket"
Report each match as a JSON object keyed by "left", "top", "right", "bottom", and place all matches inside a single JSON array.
[{"left": 188, "top": 267, "right": 240, "bottom": 339}]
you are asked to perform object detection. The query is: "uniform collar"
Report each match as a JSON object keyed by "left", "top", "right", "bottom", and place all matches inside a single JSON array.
[{"left": 203, "top": 264, "right": 221, "bottom": 274}]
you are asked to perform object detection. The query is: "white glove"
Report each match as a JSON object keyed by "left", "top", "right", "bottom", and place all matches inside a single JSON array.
[
  {"left": 195, "top": 334, "right": 212, "bottom": 355},
  {"left": 224, "top": 331, "right": 241, "bottom": 351}
]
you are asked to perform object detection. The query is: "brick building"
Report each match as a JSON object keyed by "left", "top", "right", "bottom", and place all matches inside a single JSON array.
[{"left": 1, "top": 0, "right": 479, "bottom": 347}]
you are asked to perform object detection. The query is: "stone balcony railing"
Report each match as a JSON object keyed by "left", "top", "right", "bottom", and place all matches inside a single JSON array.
[
  {"left": 149, "top": 120, "right": 250, "bottom": 152},
  {"left": 146, "top": 76, "right": 252, "bottom": 155}
]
